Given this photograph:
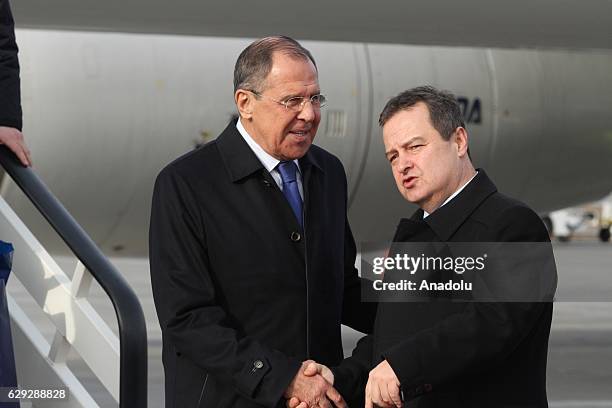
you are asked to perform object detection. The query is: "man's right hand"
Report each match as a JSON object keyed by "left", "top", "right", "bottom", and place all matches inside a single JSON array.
[
  {"left": 284, "top": 360, "right": 345, "bottom": 408},
  {"left": 286, "top": 361, "right": 340, "bottom": 408},
  {"left": 0, "top": 126, "right": 31, "bottom": 166}
]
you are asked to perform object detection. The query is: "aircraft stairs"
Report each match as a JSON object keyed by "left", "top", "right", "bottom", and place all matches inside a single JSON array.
[{"left": 0, "top": 146, "right": 147, "bottom": 407}]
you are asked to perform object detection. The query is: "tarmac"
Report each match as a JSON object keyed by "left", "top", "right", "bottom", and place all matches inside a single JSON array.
[{"left": 6, "top": 240, "right": 612, "bottom": 407}]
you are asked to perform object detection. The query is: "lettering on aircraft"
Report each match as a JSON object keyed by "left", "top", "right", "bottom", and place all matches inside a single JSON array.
[{"left": 457, "top": 97, "right": 482, "bottom": 125}]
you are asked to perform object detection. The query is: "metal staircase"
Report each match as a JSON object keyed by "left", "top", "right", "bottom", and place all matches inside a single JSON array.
[{"left": 0, "top": 146, "right": 147, "bottom": 407}]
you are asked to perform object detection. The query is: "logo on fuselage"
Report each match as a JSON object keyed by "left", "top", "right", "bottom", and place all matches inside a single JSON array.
[{"left": 457, "top": 97, "right": 482, "bottom": 125}]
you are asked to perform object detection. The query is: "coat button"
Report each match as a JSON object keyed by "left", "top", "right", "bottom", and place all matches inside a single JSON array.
[
  {"left": 254, "top": 360, "right": 264, "bottom": 369},
  {"left": 424, "top": 383, "right": 432, "bottom": 392},
  {"left": 290, "top": 232, "right": 301, "bottom": 242}
]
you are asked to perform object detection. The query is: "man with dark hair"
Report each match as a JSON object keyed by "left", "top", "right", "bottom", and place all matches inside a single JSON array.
[
  {"left": 379, "top": 85, "right": 465, "bottom": 136},
  {"left": 0, "top": 0, "right": 30, "bottom": 166},
  {"left": 150, "top": 36, "right": 375, "bottom": 408},
  {"left": 292, "top": 85, "right": 556, "bottom": 407}
]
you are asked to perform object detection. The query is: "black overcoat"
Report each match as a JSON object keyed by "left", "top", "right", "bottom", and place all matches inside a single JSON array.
[
  {"left": 0, "top": 0, "right": 21, "bottom": 130},
  {"left": 333, "top": 170, "right": 557, "bottom": 407},
  {"left": 149, "top": 121, "right": 375, "bottom": 408}
]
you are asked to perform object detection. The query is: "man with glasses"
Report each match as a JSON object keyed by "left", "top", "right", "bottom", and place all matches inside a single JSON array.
[{"left": 150, "top": 36, "right": 375, "bottom": 408}]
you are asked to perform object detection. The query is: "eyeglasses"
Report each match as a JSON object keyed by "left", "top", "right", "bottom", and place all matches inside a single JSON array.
[{"left": 249, "top": 90, "right": 327, "bottom": 112}]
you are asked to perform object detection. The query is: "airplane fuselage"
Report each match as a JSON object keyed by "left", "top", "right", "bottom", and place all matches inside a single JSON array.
[{"left": 2, "top": 30, "right": 612, "bottom": 255}]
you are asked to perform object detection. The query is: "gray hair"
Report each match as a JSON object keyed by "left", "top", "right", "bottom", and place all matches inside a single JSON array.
[{"left": 233, "top": 36, "right": 317, "bottom": 93}]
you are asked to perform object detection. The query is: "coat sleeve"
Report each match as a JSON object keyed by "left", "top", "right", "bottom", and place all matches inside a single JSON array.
[
  {"left": 0, "top": 0, "right": 22, "bottom": 130},
  {"left": 149, "top": 166, "right": 300, "bottom": 407},
  {"left": 382, "top": 205, "right": 557, "bottom": 401},
  {"left": 330, "top": 333, "right": 373, "bottom": 405}
]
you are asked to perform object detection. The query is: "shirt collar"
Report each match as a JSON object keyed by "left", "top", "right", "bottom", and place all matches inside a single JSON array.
[{"left": 236, "top": 118, "right": 301, "bottom": 174}]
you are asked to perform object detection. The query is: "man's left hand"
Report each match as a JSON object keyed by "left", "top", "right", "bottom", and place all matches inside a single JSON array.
[
  {"left": 365, "top": 360, "right": 402, "bottom": 408},
  {"left": 0, "top": 126, "right": 31, "bottom": 166}
]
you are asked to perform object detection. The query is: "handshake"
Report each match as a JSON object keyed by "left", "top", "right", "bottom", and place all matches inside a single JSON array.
[{"left": 284, "top": 360, "right": 403, "bottom": 408}]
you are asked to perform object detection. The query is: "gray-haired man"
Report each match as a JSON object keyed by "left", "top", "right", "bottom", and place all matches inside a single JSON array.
[{"left": 150, "top": 36, "right": 376, "bottom": 408}]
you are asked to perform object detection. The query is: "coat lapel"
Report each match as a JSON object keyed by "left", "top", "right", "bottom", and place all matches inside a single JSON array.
[
  {"left": 215, "top": 120, "right": 264, "bottom": 183},
  {"left": 215, "top": 119, "right": 321, "bottom": 233},
  {"left": 393, "top": 170, "right": 498, "bottom": 242},
  {"left": 424, "top": 169, "right": 497, "bottom": 241}
]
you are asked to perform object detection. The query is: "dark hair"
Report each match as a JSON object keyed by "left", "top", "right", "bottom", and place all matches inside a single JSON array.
[
  {"left": 378, "top": 86, "right": 466, "bottom": 140},
  {"left": 233, "top": 36, "right": 317, "bottom": 93}
]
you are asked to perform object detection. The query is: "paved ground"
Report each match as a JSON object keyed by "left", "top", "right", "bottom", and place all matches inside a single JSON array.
[{"left": 6, "top": 241, "right": 612, "bottom": 407}]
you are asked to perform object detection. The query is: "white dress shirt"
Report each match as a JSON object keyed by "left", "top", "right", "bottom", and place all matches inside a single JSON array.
[{"left": 236, "top": 118, "right": 304, "bottom": 199}]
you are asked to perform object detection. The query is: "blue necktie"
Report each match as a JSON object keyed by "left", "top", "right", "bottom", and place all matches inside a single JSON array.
[{"left": 277, "top": 161, "right": 303, "bottom": 227}]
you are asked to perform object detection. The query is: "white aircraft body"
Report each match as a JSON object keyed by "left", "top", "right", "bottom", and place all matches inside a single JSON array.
[
  {"left": 11, "top": 0, "right": 612, "bottom": 50},
  {"left": 2, "top": 27, "right": 612, "bottom": 408},
  {"left": 2, "top": 29, "right": 612, "bottom": 255}
]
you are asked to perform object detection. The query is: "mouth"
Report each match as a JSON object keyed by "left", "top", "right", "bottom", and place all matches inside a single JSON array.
[
  {"left": 289, "top": 129, "right": 311, "bottom": 138},
  {"left": 402, "top": 176, "right": 418, "bottom": 188}
]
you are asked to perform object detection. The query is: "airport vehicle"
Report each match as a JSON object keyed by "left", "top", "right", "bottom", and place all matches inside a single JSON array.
[{"left": 546, "top": 194, "right": 612, "bottom": 242}]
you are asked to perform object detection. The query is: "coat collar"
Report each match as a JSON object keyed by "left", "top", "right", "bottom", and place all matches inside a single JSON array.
[
  {"left": 216, "top": 119, "right": 323, "bottom": 182},
  {"left": 420, "top": 169, "right": 497, "bottom": 241}
]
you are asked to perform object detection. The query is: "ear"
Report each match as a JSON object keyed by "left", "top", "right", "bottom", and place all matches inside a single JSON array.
[
  {"left": 235, "top": 89, "right": 254, "bottom": 119},
  {"left": 453, "top": 127, "right": 469, "bottom": 158}
]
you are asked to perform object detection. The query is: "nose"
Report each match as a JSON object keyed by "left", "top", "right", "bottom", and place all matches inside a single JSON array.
[
  {"left": 297, "top": 100, "right": 316, "bottom": 122},
  {"left": 398, "top": 154, "right": 413, "bottom": 174}
]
